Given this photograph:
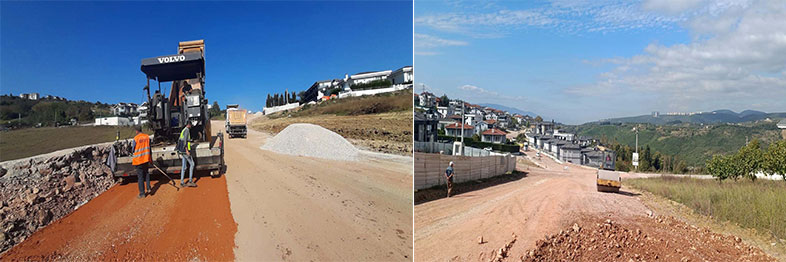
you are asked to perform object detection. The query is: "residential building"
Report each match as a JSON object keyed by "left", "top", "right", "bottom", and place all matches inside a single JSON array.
[
  {"left": 438, "top": 117, "right": 456, "bottom": 131},
  {"left": 419, "top": 92, "right": 436, "bottom": 108},
  {"left": 95, "top": 116, "right": 132, "bottom": 126},
  {"left": 436, "top": 106, "right": 453, "bottom": 118},
  {"left": 414, "top": 112, "right": 438, "bottom": 142},
  {"left": 389, "top": 66, "right": 413, "bottom": 85},
  {"left": 445, "top": 122, "right": 474, "bottom": 138},
  {"left": 560, "top": 143, "right": 582, "bottom": 163},
  {"left": 349, "top": 70, "right": 392, "bottom": 86},
  {"left": 482, "top": 128, "right": 507, "bottom": 144},
  {"left": 304, "top": 79, "right": 343, "bottom": 103},
  {"left": 113, "top": 103, "right": 139, "bottom": 116}
]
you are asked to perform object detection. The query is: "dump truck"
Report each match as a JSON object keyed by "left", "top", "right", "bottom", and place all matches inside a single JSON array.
[
  {"left": 225, "top": 104, "right": 247, "bottom": 138},
  {"left": 596, "top": 149, "right": 620, "bottom": 192},
  {"left": 112, "top": 40, "right": 224, "bottom": 179}
]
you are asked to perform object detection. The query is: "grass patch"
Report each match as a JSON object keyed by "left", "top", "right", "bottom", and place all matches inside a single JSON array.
[
  {"left": 0, "top": 126, "right": 144, "bottom": 161},
  {"left": 628, "top": 176, "right": 786, "bottom": 240}
]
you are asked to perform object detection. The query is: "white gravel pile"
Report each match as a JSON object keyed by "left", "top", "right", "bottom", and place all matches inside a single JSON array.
[{"left": 261, "top": 123, "right": 359, "bottom": 161}]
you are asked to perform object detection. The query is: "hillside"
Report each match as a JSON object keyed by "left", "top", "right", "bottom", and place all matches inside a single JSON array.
[
  {"left": 478, "top": 103, "right": 541, "bottom": 119},
  {"left": 565, "top": 121, "right": 783, "bottom": 167},
  {"left": 594, "top": 110, "right": 786, "bottom": 125}
]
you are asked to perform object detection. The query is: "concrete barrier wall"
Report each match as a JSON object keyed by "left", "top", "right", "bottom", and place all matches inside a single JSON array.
[
  {"left": 414, "top": 152, "right": 516, "bottom": 190},
  {"left": 263, "top": 103, "right": 300, "bottom": 115}
]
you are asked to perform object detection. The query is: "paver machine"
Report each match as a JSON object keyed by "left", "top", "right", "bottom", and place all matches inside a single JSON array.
[{"left": 112, "top": 40, "right": 224, "bottom": 179}]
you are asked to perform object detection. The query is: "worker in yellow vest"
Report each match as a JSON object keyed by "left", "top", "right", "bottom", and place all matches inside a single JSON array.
[
  {"left": 177, "top": 122, "right": 197, "bottom": 187},
  {"left": 131, "top": 125, "right": 152, "bottom": 199}
]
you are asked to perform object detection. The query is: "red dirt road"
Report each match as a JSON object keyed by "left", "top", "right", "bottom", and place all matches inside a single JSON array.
[
  {"left": 414, "top": 150, "right": 774, "bottom": 261},
  {"left": 1, "top": 171, "right": 236, "bottom": 261}
]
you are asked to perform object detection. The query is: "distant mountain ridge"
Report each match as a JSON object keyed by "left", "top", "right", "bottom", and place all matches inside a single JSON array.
[
  {"left": 478, "top": 103, "right": 542, "bottom": 119},
  {"left": 591, "top": 109, "right": 786, "bottom": 125}
]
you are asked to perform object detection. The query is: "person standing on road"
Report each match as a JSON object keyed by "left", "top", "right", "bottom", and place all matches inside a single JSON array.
[
  {"left": 178, "top": 122, "right": 197, "bottom": 188},
  {"left": 131, "top": 126, "right": 152, "bottom": 199},
  {"left": 445, "top": 161, "right": 455, "bottom": 197}
]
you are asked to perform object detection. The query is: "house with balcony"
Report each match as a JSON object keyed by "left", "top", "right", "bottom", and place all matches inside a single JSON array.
[{"left": 482, "top": 128, "right": 507, "bottom": 144}]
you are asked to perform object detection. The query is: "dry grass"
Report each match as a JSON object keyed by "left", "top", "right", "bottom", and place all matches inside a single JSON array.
[
  {"left": 628, "top": 176, "right": 786, "bottom": 241},
  {"left": 254, "top": 89, "right": 413, "bottom": 155},
  {"left": 271, "top": 89, "right": 412, "bottom": 118},
  {"left": 252, "top": 112, "right": 412, "bottom": 155},
  {"left": 0, "top": 126, "right": 141, "bottom": 161}
]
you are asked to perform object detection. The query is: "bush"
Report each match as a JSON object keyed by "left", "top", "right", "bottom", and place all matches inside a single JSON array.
[{"left": 350, "top": 79, "right": 392, "bottom": 90}]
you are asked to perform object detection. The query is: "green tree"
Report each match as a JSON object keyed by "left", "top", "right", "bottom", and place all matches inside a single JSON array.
[
  {"left": 210, "top": 101, "right": 221, "bottom": 117},
  {"left": 438, "top": 94, "right": 449, "bottom": 107},
  {"left": 707, "top": 154, "right": 734, "bottom": 181},
  {"left": 736, "top": 139, "right": 763, "bottom": 181},
  {"left": 534, "top": 115, "right": 543, "bottom": 122},
  {"left": 763, "top": 140, "right": 786, "bottom": 181}
]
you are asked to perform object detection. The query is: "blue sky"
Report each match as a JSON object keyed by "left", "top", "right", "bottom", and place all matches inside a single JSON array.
[
  {"left": 415, "top": 0, "right": 786, "bottom": 124},
  {"left": 1, "top": 1, "right": 412, "bottom": 112}
]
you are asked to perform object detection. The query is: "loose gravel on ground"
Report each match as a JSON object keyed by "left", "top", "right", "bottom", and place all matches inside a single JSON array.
[
  {"left": 523, "top": 215, "right": 775, "bottom": 262},
  {"left": 260, "top": 123, "right": 360, "bottom": 161}
]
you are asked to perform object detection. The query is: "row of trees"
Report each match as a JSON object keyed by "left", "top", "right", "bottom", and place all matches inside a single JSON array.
[
  {"left": 603, "top": 139, "right": 689, "bottom": 173},
  {"left": 1, "top": 95, "right": 112, "bottom": 127},
  {"left": 706, "top": 139, "right": 786, "bottom": 181},
  {"left": 265, "top": 91, "right": 301, "bottom": 107}
]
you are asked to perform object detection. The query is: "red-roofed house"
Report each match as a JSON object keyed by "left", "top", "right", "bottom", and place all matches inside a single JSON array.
[
  {"left": 482, "top": 128, "right": 507, "bottom": 144},
  {"left": 445, "top": 122, "right": 474, "bottom": 138}
]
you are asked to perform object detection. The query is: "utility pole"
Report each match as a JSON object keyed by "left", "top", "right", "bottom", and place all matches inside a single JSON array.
[
  {"left": 460, "top": 100, "right": 465, "bottom": 156},
  {"left": 635, "top": 127, "right": 639, "bottom": 171}
]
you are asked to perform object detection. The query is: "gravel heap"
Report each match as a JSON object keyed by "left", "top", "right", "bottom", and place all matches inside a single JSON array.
[
  {"left": 0, "top": 141, "right": 131, "bottom": 253},
  {"left": 261, "top": 123, "right": 360, "bottom": 161},
  {"left": 522, "top": 216, "right": 774, "bottom": 262}
]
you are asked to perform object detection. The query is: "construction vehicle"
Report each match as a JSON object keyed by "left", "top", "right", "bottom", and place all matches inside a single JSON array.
[
  {"left": 596, "top": 149, "right": 620, "bottom": 192},
  {"left": 112, "top": 40, "right": 224, "bottom": 179},
  {"left": 225, "top": 104, "right": 247, "bottom": 138}
]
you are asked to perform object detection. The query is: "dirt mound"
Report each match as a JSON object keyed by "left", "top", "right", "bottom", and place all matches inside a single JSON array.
[
  {"left": 261, "top": 123, "right": 359, "bottom": 161},
  {"left": 523, "top": 215, "right": 775, "bottom": 262}
]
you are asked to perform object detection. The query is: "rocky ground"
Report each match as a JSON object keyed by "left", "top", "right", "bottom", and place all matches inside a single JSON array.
[
  {"left": 0, "top": 142, "right": 128, "bottom": 253},
  {"left": 523, "top": 215, "right": 774, "bottom": 262}
]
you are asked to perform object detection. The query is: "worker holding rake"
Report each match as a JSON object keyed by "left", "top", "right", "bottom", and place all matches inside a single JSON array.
[
  {"left": 131, "top": 126, "right": 152, "bottom": 199},
  {"left": 177, "top": 122, "right": 197, "bottom": 188}
]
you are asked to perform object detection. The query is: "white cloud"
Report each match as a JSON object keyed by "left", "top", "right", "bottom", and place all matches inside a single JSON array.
[
  {"left": 416, "top": 1, "right": 688, "bottom": 37},
  {"left": 573, "top": 0, "right": 786, "bottom": 111},
  {"left": 458, "top": 84, "right": 498, "bottom": 95},
  {"left": 414, "top": 33, "right": 468, "bottom": 48},
  {"left": 642, "top": 0, "right": 705, "bottom": 14}
]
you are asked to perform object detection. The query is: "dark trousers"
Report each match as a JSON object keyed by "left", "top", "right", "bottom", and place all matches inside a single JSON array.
[
  {"left": 447, "top": 177, "right": 453, "bottom": 197},
  {"left": 136, "top": 163, "right": 151, "bottom": 196}
]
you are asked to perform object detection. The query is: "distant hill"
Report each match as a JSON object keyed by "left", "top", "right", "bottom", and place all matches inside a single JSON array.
[
  {"left": 593, "top": 110, "right": 786, "bottom": 125},
  {"left": 565, "top": 121, "right": 783, "bottom": 167},
  {"left": 478, "top": 103, "right": 542, "bottom": 119}
]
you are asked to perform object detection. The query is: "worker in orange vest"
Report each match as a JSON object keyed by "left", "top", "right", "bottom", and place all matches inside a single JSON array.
[{"left": 131, "top": 125, "right": 152, "bottom": 199}]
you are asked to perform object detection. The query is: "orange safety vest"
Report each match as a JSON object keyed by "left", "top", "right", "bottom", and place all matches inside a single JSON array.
[{"left": 132, "top": 133, "right": 152, "bottom": 165}]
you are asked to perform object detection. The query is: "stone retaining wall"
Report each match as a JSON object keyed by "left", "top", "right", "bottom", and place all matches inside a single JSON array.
[{"left": 0, "top": 141, "right": 131, "bottom": 253}]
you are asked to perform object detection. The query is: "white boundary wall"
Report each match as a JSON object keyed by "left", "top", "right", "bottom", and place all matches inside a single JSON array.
[
  {"left": 263, "top": 102, "right": 300, "bottom": 115},
  {"left": 339, "top": 84, "right": 412, "bottom": 99},
  {"left": 414, "top": 152, "right": 516, "bottom": 190}
]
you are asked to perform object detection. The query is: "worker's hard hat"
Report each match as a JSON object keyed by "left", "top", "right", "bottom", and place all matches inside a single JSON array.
[{"left": 449, "top": 161, "right": 454, "bottom": 166}]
